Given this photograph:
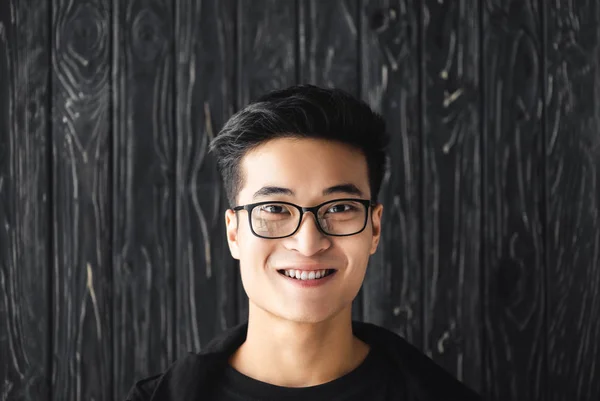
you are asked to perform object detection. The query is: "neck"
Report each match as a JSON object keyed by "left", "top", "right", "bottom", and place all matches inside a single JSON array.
[{"left": 228, "top": 304, "right": 370, "bottom": 388}]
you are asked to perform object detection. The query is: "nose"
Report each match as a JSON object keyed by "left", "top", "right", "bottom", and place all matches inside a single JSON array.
[{"left": 287, "top": 212, "right": 331, "bottom": 256}]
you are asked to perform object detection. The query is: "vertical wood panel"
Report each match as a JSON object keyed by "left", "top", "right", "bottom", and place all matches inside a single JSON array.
[
  {"left": 299, "top": 0, "right": 359, "bottom": 93},
  {"left": 360, "top": 0, "right": 422, "bottom": 347},
  {"left": 236, "top": 0, "right": 297, "bottom": 320},
  {"left": 238, "top": 0, "right": 296, "bottom": 106},
  {"left": 0, "top": 1, "right": 50, "bottom": 400},
  {"left": 422, "top": 0, "right": 481, "bottom": 392},
  {"left": 298, "top": 0, "right": 364, "bottom": 322},
  {"left": 1, "top": 1, "right": 598, "bottom": 397},
  {"left": 112, "top": 0, "right": 174, "bottom": 398},
  {"left": 482, "top": 2, "right": 546, "bottom": 400},
  {"left": 545, "top": 2, "right": 600, "bottom": 400},
  {"left": 175, "top": 0, "right": 237, "bottom": 355},
  {"left": 51, "top": 1, "right": 112, "bottom": 400}
]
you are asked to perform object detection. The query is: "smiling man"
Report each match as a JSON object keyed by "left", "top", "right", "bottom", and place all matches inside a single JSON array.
[{"left": 126, "top": 85, "right": 482, "bottom": 400}]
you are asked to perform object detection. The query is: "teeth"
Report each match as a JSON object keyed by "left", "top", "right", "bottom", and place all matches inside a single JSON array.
[{"left": 282, "top": 269, "right": 331, "bottom": 281}]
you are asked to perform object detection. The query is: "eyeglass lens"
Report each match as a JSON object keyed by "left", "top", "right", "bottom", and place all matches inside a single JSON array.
[{"left": 250, "top": 200, "right": 367, "bottom": 237}]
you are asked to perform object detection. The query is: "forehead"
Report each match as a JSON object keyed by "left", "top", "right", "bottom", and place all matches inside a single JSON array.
[{"left": 238, "top": 137, "right": 370, "bottom": 202}]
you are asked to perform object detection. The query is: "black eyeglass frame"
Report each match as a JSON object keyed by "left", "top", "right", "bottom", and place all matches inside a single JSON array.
[{"left": 232, "top": 198, "right": 377, "bottom": 239}]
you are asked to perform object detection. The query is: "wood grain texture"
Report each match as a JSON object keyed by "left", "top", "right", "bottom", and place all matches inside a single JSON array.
[
  {"left": 112, "top": 0, "right": 174, "bottom": 398},
  {"left": 2, "top": 2, "right": 600, "bottom": 399},
  {"left": 482, "top": 2, "right": 546, "bottom": 400},
  {"left": 236, "top": 0, "right": 297, "bottom": 320},
  {"left": 360, "top": 0, "right": 422, "bottom": 347},
  {"left": 238, "top": 0, "right": 296, "bottom": 107},
  {"left": 422, "top": 0, "right": 481, "bottom": 392},
  {"left": 545, "top": 2, "right": 600, "bottom": 400},
  {"left": 175, "top": 0, "right": 238, "bottom": 355},
  {"left": 298, "top": 0, "right": 359, "bottom": 93},
  {"left": 0, "top": 1, "right": 50, "bottom": 400},
  {"left": 51, "top": 1, "right": 112, "bottom": 400},
  {"left": 298, "top": 0, "right": 364, "bottom": 322}
]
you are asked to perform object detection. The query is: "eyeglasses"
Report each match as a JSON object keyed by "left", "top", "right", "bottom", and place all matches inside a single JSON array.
[{"left": 232, "top": 198, "right": 375, "bottom": 239}]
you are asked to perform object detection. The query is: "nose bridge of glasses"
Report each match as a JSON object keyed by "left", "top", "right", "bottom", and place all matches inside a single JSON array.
[
  {"left": 297, "top": 205, "right": 326, "bottom": 231},
  {"left": 300, "top": 204, "right": 323, "bottom": 217}
]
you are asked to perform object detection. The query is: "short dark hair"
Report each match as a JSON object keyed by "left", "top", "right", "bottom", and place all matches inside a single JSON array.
[{"left": 209, "top": 84, "right": 390, "bottom": 208}]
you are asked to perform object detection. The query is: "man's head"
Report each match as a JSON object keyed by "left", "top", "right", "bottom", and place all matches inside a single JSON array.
[{"left": 209, "top": 85, "right": 389, "bottom": 324}]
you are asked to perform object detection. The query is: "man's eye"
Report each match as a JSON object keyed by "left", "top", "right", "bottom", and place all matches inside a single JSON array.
[
  {"left": 327, "top": 204, "right": 353, "bottom": 213},
  {"left": 262, "top": 205, "right": 288, "bottom": 214}
]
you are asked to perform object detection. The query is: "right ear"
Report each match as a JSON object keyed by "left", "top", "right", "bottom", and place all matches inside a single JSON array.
[{"left": 225, "top": 209, "right": 240, "bottom": 260}]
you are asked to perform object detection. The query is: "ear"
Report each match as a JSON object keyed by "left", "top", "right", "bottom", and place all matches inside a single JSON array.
[
  {"left": 369, "top": 203, "right": 383, "bottom": 255},
  {"left": 225, "top": 209, "right": 240, "bottom": 260}
]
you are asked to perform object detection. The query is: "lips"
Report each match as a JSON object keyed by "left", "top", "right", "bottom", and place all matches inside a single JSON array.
[{"left": 277, "top": 269, "right": 335, "bottom": 280}]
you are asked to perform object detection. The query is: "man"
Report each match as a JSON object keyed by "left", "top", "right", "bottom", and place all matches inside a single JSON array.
[{"left": 126, "top": 85, "right": 483, "bottom": 400}]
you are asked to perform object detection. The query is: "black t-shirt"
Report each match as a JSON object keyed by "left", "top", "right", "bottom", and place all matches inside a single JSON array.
[
  {"left": 209, "top": 347, "right": 405, "bottom": 401},
  {"left": 125, "top": 321, "right": 483, "bottom": 400}
]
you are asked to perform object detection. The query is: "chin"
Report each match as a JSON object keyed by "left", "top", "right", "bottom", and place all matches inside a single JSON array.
[
  {"left": 281, "top": 312, "right": 332, "bottom": 324},
  {"left": 266, "top": 304, "right": 346, "bottom": 325}
]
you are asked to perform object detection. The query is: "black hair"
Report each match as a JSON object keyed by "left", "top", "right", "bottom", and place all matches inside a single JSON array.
[{"left": 209, "top": 84, "right": 390, "bottom": 207}]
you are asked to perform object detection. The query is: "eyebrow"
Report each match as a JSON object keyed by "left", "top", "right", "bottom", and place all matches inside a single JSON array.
[{"left": 252, "top": 184, "right": 364, "bottom": 200}]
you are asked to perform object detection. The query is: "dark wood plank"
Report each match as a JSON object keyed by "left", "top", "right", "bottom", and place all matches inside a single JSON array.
[
  {"left": 298, "top": 0, "right": 363, "bottom": 322},
  {"left": 238, "top": 0, "right": 296, "bottom": 107},
  {"left": 481, "top": 2, "right": 546, "bottom": 400},
  {"left": 236, "top": 0, "right": 297, "bottom": 320},
  {"left": 51, "top": 1, "right": 112, "bottom": 400},
  {"left": 0, "top": 1, "right": 50, "bottom": 400},
  {"left": 112, "top": 0, "right": 174, "bottom": 397},
  {"left": 299, "top": 0, "right": 359, "bottom": 93},
  {"left": 422, "top": 0, "right": 482, "bottom": 392},
  {"left": 360, "top": 0, "right": 422, "bottom": 347},
  {"left": 174, "top": 0, "right": 238, "bottom": 354},
  {"left": 545, "top": 2, "right": 600, "bottom": 400}
]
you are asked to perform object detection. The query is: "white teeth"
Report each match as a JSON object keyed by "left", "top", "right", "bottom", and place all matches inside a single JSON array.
[{"left": 281, "top": 269, "right": 333, "bottom": 281}]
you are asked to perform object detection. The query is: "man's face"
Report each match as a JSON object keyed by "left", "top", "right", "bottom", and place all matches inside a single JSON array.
[{"left": 225, "top": 137, "right": 383, "bottom": 324}]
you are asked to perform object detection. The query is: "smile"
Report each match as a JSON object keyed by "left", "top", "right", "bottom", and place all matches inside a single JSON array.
[{"left": 277, "top": 269, "right": 336, "bottom": 281}]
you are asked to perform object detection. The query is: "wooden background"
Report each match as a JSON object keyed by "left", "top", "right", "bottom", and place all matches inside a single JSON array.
[{"left": 1, "top": 0, "right": 599, "bottom": 400}]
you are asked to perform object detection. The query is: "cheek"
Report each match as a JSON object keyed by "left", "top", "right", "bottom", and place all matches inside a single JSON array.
[
  {"left": 339, "top": 235, "right": 373, "bottom": 274},
  {"left": 236, "top": 235, "right": 279, "bottom": 300},
  {"left": 238, "top": 227, "right": 271, "bottom": 255},
  {"left": 347, "top": 233, "right": 373, "bottom": 257},
  {"left": 237, "top": 230, "right": 274, "bottom": 271}
]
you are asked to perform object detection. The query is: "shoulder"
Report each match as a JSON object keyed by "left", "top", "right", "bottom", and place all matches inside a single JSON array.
[
  {"left": 123, "top": 323, "right": 247, "bottom": 400},
  {"left": 123, "top": 352, "right": 220, "bottom": 401},
  {"left": 125, "top": 374, "right": 162, "bottom": 401},
  {"left": 354, "top": 322, "right": 484, "bottom": 401},
  {"left": 389, "top": 337, "right": 482, "bottom": 400}
]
